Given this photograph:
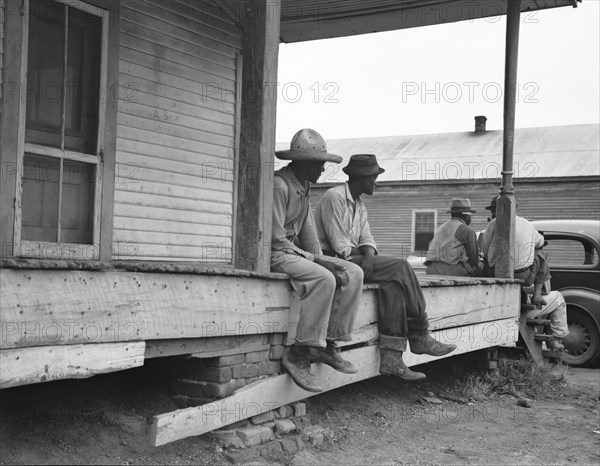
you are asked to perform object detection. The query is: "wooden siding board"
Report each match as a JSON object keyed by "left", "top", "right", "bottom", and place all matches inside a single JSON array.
[
  {"left": 118, "top": 71, "right": 236, "bottom": 119},
  {"left": 112, "top": 217, "right": 231, "bottom": 237},
  {"left": 114, "top": 190, "right": 232, "bottom": 215},
  {"left": 120, "top": 3, "right": 239, "bottom": 57},
  {"left": 113, "top": 204, "right": 232, "bottom": 227},
  {"left": 111, "top": 244, "right": 232, "bottom": 262},
  {"left": 115, "top": 179, "right": 233, "bottom": 206}
]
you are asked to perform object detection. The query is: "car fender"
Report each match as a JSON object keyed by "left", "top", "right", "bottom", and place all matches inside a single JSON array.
[{"left": 558, "top": 287, "right": 600, "bottom": 327}]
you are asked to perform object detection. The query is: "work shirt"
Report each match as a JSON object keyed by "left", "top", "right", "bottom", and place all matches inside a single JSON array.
[
  {"left": 424, "top": 217, "right": 479, "bottom": 270},
  {"left": 482, "top": 215, "right": 544, "bottom": 270},
  {"left": 314, "top": 183, "right": 377, "bottom": 259},
  {"left": 271, "top": 166, "right": 321, "bottom": 261}
]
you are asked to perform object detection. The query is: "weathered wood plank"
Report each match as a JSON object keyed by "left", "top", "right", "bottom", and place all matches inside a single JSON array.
[
  {"left": 145, "top": 334, "right": 270, "bottom": 359},
  {"left": 150, "top": 344, "right": 380, "bottom": 446},
  {"left": 0, "top": 269, "right": 291, "bottom": 349},
  {"left": 113, "top": 204, "right": 231, "bottom": 228},
  {"left": 0, "top": 342, "right": 146, "bottom": 389}
]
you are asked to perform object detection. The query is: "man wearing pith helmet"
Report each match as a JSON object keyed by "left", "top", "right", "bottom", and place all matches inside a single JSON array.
[
  {"left": 315, "top": 154, "right": 456, "bottom": 381},
  {"left": 272, "top": 128, "right": 364, "bottom": 393}
]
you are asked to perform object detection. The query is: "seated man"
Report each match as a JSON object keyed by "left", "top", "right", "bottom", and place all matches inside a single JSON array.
[
  {"left": 481, "top": 196, "right": 568, "bottom": 351},
  {"left": 272, "top": 129, "right": 365, "bottom": 393},
  {"left": 424, "top": 199, "right": 480, "bottom": 277},
  {"left": 315, "top": 154, "right": 456, "bottom": 381}
]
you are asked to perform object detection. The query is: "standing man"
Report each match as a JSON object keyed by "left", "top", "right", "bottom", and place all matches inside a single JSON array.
[
  {"left": 424, "top": 199, "right": 480, "bottom": 277},
  {"left": 315, "top": 154, "right": 456, "bottom": 381},
  {"left": 272, "top": 129, "right": 364, "bottom": 393}
]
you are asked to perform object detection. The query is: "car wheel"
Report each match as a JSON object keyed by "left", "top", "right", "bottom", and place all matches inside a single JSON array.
[{"left": 561, "top": 308, "right": 600, "bottom": 368}]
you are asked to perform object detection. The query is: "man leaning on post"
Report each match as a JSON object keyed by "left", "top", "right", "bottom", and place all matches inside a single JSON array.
[{"left": 271, "top": 128, "right": 364, "bottom": 393}]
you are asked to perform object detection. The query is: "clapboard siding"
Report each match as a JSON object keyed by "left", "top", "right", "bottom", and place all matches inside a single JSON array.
[
  {"left": 115, "top": 0, "right": 241, "bottom": 262},
  {"left": 311, "top": 177, "right": 600, "bottom": 259}
]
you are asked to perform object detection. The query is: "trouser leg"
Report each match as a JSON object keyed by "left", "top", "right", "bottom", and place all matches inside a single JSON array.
[
  {"left": 526, "top": 290, "right": 569, "bottom": 338},
  {"left": 271, "top": 251, "right": 336, "bottom": 348},
  {"left": 320, "top": 256, "right": 364, "bottom": 342}
]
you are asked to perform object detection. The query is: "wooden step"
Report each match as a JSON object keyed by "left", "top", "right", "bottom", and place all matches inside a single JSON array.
[{"left": 526, "top": 318, "right": 552, "bottom": 326}]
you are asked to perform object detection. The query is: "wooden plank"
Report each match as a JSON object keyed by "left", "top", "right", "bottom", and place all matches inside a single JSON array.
[
  {"left": 145, "top": 334, "right": 270, "bottom": 359},
  {"left": 112, "top": 217, "right": 231, "bottom": 238},
  {"left": 113, "top": 204, "right": 232, "bottom": 227},
  {"left": 351, "top": 282, "right": 520, "bottom": 330},
  {"left": 115, "top": 180, "right": 232, "bottom": 207},
  {"left": 404, "top": 318, "right": 519, "bottom": 367},
  {"left": 0, "top": 269, "right": 291, "bottom": 349},
  {"left": 110, "top": 243, "right": 233, "bottom": 262},
  {"left": 150, "top": 344, "right": 380, "bottom": 446},
  {"left": 0, "top": 342, "right": 146, "bottom": 389},
  {"left": 113, "top": 190, "right": 232, "bottom": 216},
  {"left": 112, "top": 229, "right": 233, "bottom": 248},
  {"left": 120, "top": 17, "right": 236, "bottom": 71},
  {"left": 234, "top": 0, "right": 280, "bottom": 272}
]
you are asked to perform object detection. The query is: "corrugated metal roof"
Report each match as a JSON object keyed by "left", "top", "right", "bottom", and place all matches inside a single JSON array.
[{"left": 276, "top": 124, "right": 600, "bottom": 182}]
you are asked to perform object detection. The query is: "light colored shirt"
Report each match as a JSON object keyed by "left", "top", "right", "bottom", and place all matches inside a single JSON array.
[
  {"left": 314, "top": 183, "right": 377, "bottom": 259},
  {"left": 271, "top": 166, "right": 321, "bottom": 261},
  {"left": 482, "top": 215, "right": 544, "bottom": 270}
]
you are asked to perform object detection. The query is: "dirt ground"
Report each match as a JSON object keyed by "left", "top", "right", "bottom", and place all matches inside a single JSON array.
[{"left": 0, "top": 354, "right": 598, "bottom": 466}]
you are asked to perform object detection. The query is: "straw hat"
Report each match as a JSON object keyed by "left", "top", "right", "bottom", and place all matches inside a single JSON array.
[{"left": 275, "top": 128, "right": 342, "bottom": 163}]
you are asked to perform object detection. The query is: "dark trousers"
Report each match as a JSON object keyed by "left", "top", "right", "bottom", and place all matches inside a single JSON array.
[
  {"left": 514, "top": 249, "right": 551, "bottom": 286},
  {"left": 349, "top": 255, "right": 429, "bottom": 339}
]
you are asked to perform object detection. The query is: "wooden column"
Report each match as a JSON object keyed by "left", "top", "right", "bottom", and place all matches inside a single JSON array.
[
  {"left": 235, "top": 0, "right": 280, "bottom": 272},
  {"left": 495, "top": 0, "right": 521, "bottom": 279}
]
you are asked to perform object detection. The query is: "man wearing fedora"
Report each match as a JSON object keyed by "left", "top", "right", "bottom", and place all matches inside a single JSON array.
[
  {"left": 272, "top": 129, "right": 365, "bottom": 393},
  {"left": 481, "top": 196, "right": 568, "bottom": 351},
  {"left": 424, "top": 198, "right": 481, "bottom": 277},
  {"left": 315, "top": 154, "right": 456, "bottom": 381}
]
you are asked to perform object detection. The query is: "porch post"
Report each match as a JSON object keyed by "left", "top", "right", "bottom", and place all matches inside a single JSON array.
[
  {"left": 495, "top": 0, "right": 521, "bottom": 279},
  {"left": 235, "top": 0, "right": 280, "bottom": 272}
]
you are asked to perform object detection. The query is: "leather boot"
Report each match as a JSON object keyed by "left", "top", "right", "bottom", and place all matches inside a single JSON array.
[
  {"left": 547, "top": 337, "right": 564, "bottom": 353},
  {"left": 310, "top": 341, "right": 358, "bottom": 374},
  {"left": 282, "top": 346, "right": 323, "bottom": 392},
  {"left": 408, "top": 330, "right": 457, "bottom": 357},
  {"left": 380, "top": 349, "right": 426, "bottom": 381},
  {"left": 532, "top": 284, "right": 547, "bottom": 306}
]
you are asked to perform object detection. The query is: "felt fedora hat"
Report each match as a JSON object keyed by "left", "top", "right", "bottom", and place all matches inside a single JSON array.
[
  {"left": 275, "top": 128, "right": 342, "bottom": 163},
  {"left": 342, "top": 154, "right": 385, "bottom": 176},
  {"left": 485, "top": 196, "right": 499, "bottom": 211},
  {"left": 447, "top": 198, "right": 476, "bottom": 214}
]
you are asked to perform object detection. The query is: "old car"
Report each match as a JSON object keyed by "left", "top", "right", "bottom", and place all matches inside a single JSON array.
[{"left": 532, "top": 220, "right": 600, "bottom": 367}]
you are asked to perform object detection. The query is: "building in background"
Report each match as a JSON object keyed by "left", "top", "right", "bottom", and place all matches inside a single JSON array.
[{"left": 300, "top": 120, "right": 600, "bottom": 259}]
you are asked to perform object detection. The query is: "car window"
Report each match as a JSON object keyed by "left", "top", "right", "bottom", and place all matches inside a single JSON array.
[{"left": 544, "top": 238, "right": 599, "bottom": 267}]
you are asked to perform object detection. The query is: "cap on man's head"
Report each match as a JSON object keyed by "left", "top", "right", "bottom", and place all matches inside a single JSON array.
[
  {"left": 275, "top": 128, "right": 342, "bottom": 163},
  {"left": 447, "top": 198, "right": 476, "bottom": 214},
  {"left": 342, "top": 154, "right": 385, "bottom": 177}
]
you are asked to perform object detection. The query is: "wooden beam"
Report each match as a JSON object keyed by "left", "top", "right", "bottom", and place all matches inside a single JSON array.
[
  {"left": 150, "top": 344, "right": 380, "bottom": 446},
  {"left": 145, "top": 334, "right": 270, "bottom": 359},
  {"left": 495, "top": 0, "right": 521, "bottom": 278},
  {"left": 0, "top": 268, "right": 291, "bottom": 349},
  {"left": 234, "top": 0, "right": 280, "bottom": 272},
  {"left": 0, "top": 341, "right": 145, "bottom": 389}
]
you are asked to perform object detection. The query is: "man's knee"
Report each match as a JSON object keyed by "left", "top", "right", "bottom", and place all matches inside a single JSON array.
[{"left": 346, "top": 262, "right": 364, "bottom": 284}]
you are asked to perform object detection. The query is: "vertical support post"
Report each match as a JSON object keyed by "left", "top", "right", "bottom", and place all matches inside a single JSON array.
[
  {"left": 495, "top": 0, "right": 521, "bottom": 279},
  {"left": 235, "top": 0, "right": 280, "bottom": 272}
]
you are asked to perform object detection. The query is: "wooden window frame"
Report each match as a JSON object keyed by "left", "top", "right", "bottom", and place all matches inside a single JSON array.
[
  {"left": 411, "top": 209, "right": 437, "bottom": 254},
  {"left": 0, "top": 0, "right": 118, "bottom": 262}
]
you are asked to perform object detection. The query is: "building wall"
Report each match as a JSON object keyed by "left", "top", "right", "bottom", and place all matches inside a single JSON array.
[
  {"left": 0, "top": 0, "right": 4, "bottom": 103},
  {"left": 113, "top": 0, "right": 242, "bottom": 262},
  {"left": 311, "top": 177, "right": 600, "bottom": 259}
]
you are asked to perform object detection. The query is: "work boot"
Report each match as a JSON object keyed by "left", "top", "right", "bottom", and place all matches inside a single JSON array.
[
  {"left": 282, "top": 346, "right": 323, "bottom": 393},
  {"left": 380, "top": 349, "right": 426, "bottom": 381},
  {"left": 548, "top": 337, "right": 565, "bottom": 353},
  {"left": 408, "top": 331, "right": 457, "bottom": 357},
  {"left": 395, "top": 357, "right": 427, "bottom": 381},
  {"left": 532, "top": 284, "right": 547, "bottom": 306},
  {"left": 310, "top": 342, "right": 358, "bottom": 374}
]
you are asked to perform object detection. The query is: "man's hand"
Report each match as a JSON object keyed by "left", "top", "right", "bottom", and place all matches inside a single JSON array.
[{"left": 314, "top": 258, "right": 342, "bottom": 287}]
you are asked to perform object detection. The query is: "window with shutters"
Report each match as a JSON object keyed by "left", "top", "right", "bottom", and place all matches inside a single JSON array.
[
  {"left": 14, "top": 0, "right": 109, "bottom": 259},
  {"left": 412, "top": 210, "right": 437, "bottom": 253}
]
